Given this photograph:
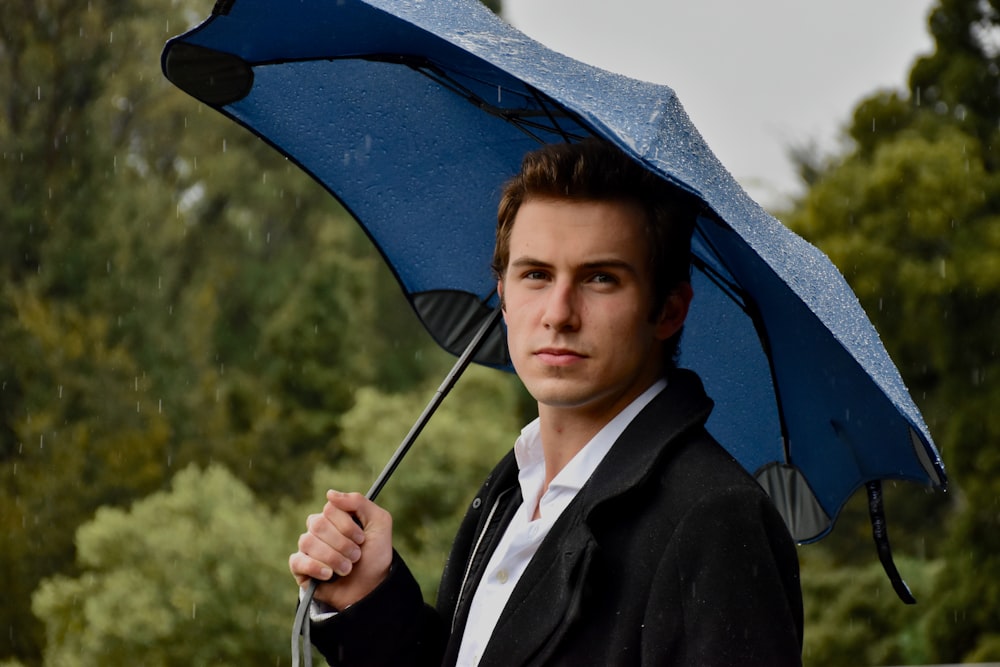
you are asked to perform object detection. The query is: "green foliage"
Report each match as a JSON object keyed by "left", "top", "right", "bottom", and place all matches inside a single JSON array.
[
  {"left": 801, "top": 553, "right": 943, "bottom": 666},
  {"left": 25, "top": 366, "right": 521, "bottom": 665},
  {"left": 0, "top": 285, "right": 173, "bottom": 659},
  {"left": 908, "top": 0, "right": 1000, "bottom": 166},
  {"left": 32, "top": 464, "right": 296, "bottom": 666},
  {"left": 789, "top": 125, "right": 1000, "bottom": 391}
]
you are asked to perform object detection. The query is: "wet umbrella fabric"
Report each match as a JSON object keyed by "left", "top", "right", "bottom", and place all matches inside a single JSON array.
[{"left": 162, "top": 0, "right": 945, "bottom": 571}]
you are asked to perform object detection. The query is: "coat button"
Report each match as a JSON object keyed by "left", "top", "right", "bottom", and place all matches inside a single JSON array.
[{"left": 472, "top": 497, "right": 482, "bottom": 509}]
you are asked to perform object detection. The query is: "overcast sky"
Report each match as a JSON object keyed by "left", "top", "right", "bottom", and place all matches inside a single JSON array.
[{"left": 502, "top": 0, "right": 937, "bottom": 209}]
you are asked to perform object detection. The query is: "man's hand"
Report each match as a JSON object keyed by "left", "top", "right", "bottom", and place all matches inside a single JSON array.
[{"left": 289, "top": 490, "right": 394, "bottom": 611}]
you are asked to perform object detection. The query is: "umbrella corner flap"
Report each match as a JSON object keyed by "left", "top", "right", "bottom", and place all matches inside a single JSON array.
[
  {"left": 412, "top": 290, "right": 510, "bottom": 369},
  {"left": 755, "top": 463, "right": 833, "bottom": 543},
  {"left": 162, "top": 39, "right": 254, "bottom": 107}
]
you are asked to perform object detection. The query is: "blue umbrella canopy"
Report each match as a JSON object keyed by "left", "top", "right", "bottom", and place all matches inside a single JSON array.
[{"left": 162, "top": 0, "right": 946, "bottom": 551}]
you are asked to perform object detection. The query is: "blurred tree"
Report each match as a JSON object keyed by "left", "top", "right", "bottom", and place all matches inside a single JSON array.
[
  {"left": 909, "top": 0, "right": 1000, "bottom": 167},
  {"left": 29, "top": 366, "right": 522, "bottom": 665},
  {"left": 1, "top": 1, "right": 175, "bottom": 657},
  {"left": 0, "top": 287, "right": 171, "bottom": 660},
  {"left": 32, "top": 464, "right": 297, "bottom": 666},
  {"left": 784, "top": 1, "right": 1000, "bottom": 657},
  {"left": 800, "top": 553, "right": 942, "bottom": 667}
]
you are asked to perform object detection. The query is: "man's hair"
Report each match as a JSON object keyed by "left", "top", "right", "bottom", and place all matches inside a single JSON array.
[{"left": 492, "top": 138, "right": 700, "bottom": 367}]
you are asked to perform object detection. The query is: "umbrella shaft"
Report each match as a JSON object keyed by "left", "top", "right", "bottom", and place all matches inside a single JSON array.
[{"left": 366, "top": 305, "right": 503, "bottom": 501}]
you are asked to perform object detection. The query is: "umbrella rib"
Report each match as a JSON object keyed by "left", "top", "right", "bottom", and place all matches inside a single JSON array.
[
  {"left": 401, "top": 58, "right": 529, "bottom": 112},
  {"left": 692, "top": 224, "right": 793, "bottom": 464},
  {"left": 527, "top": 85, "right": 578, "bottom": 144},
  {"left": 691, "top": 225, "right": 750, "bottom": 311},
  {"left": 744, "top": 292, "right": 793, "bottom": 465},
  {"left": 349, "top": 54, "right": 590, "bottom": 144},
  {"left": 691, "top": 255, "right": 748, "bottom": 311},
  {"left": 400, "top": 58, "right": 588, "bottom": 144}
]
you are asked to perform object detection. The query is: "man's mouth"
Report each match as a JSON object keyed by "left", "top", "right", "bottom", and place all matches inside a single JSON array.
[{"left": 534, "top": 348, "right": 586, "bottom": 366}]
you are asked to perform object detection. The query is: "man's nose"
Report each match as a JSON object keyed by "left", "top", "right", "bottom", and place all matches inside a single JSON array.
[{"left": 541, "top": 282, "right": 580, "bottom": 331}]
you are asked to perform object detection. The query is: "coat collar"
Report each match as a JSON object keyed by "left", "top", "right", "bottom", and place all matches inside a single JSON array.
[
  {"left": 476, "top": 368, "right": 714, "bottom": 666},
  {"left": 576, "top": 368, "right": 714, "bottom": 515}
]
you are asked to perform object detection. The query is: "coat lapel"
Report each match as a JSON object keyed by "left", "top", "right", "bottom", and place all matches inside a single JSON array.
[{"left": 476, "top": 370, "right": 714, "bottom": 666}]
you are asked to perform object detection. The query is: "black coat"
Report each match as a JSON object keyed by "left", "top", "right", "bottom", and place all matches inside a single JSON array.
[{"left": 312, "top": 369, "right": 803, "bottom": 666}]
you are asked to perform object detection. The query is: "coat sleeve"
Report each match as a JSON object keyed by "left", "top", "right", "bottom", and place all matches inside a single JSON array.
[
  {"left": 309, "top": 551, "right": 447, "bottom": 667},
  {"left": 653, "top": 485, "right": 803, "bottom": 667}
]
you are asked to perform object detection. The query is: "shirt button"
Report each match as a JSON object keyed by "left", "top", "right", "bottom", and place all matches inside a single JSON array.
[{"left": 496, "top": 569, "right": 509, "bottom": 584}]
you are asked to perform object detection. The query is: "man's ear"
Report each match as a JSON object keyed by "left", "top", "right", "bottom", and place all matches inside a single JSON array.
[
  {"left": 497, "top": 279, "right": 506, "bottom": 312},
  {"left": 654, "top": 282, "right": 693, "bottom": 341}
]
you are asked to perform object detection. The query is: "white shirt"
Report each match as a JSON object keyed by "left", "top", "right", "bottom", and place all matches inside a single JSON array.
[{"left": 455, "top": 379, "right": 667, "bottom": 667}]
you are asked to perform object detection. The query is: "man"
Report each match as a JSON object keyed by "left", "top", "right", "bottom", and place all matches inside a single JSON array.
[{"left": 289, "top": 139, "right": 803, "bottom": 666}]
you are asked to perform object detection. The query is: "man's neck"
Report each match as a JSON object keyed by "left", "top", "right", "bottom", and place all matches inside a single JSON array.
[
  {"left": 532, "top": 377, "right": 667, "bottom": 500},
  {"left": 527, "top": 409, "right": 602, "bottom": 521},
  {"left": 536, "top": 408, "right": 605, "bottom": 490}
]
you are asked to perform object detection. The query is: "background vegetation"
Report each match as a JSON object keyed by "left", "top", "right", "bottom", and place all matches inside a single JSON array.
[{"left": 1, "top": 0, "right": 997, "bottom": 664}]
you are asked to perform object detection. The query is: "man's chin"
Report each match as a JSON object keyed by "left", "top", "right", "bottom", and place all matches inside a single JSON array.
[{"left": 523, "top": 380, "right": 597, "bottom": 410}]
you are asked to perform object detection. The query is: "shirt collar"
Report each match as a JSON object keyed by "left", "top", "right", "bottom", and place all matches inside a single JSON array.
[{"left": 513, "top": 378, "right": 668, "bottom": 510}]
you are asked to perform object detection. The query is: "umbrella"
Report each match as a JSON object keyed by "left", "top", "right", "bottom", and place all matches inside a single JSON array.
[{"left": 162, "top": 0, "right": 945, "bottom": 601}]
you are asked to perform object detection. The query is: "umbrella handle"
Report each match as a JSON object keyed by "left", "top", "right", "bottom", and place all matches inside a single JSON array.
[
  {"left": 866, "top": 480, "right": 916, "bottom": 604},
  {"left": 291, "top": 579, "right": 318, "bottom": 667},
  {"left": 292, "top": 304, "right": 504, "bottom": 666}
]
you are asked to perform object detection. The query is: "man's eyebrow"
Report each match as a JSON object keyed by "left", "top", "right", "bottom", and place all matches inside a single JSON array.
[
  {"left": 508, "top": 256, "right": 639, "bottom": 274},
  {"left": 580, "top": 259, "right": 639, "bottom": 274},
  {"left": 509, "top": 256, "right": 553, "bottom": 268}
]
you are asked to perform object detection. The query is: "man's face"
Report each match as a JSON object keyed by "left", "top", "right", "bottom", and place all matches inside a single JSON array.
[{"left": 498, "top": 198, "right": 690, "bottom": 422}]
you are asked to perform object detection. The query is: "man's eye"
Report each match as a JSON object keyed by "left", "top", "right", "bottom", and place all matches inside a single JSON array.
[
  {"left": 590, "top": 273, "right": 618, "bottom": 284},
  {"left": 524, "top": 270, "right": 548, "bottom": 280}
]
